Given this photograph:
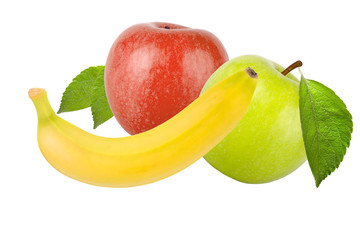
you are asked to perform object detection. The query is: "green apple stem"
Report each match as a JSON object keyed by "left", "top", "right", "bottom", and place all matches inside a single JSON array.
[{"left": 281, "top": 60, "right": 303, "bottom": 76}]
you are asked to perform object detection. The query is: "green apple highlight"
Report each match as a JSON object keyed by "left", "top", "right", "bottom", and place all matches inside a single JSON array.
[{"left": 201, "top": 55, "right": 306, "bottom": 183}]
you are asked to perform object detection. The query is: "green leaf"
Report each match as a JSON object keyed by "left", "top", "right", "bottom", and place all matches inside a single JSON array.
[
  {"left": 58, "top": 66, "right": 105, "bottom": 113},
  {"left": 299, "top": 74, "right": 353, "bottom": 187},
  {"left": 57, "top": 65, "right": 114, "bottom": 128},
  {"left": 91, "top": 69, "right": 114, "bottom": 129}
]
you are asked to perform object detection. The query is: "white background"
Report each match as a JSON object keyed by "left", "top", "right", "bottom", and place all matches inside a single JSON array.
[{"left": 1, "top": 0, "right": 359, "bottom": 239}]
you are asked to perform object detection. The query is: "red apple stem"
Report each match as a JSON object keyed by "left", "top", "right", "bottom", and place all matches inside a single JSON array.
[{"left": 281, "top": 60, "right": 303, "bottom": 76}]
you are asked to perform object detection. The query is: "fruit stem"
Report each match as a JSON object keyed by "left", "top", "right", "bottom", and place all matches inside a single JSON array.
[
  {"left": 281, "top": 60, "right": 303, "bottom": 76},
  {"left": 29, "top": 88, "right": 55, "bottom": 120}
]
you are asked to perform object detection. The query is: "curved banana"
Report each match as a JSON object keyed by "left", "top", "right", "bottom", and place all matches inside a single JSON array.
[{"left": 29, "top": 68, "right": 258, "bottom": 187}]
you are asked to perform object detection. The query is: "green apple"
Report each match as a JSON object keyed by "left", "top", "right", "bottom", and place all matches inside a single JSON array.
[{"left": 201, "top": 55, "right": 306, "bottom": 183}]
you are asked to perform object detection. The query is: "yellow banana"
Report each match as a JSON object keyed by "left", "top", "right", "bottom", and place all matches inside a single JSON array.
[{"left": 29, "top": 68, "right": 258, "bottom": 187}]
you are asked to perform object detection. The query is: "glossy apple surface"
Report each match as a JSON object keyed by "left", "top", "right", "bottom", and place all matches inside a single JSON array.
[
  {"left": 105, "top": 22, "right": 228, "bottom": 135},
  {"left": 201, "top": 55, "right": 306, "bottom": 183}
]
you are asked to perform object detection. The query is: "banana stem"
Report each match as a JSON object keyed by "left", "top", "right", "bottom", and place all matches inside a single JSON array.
[
  {"left": 29, "top": 88, "right": 55, "bottom": 120},
  {"left": 281, "top": 60, "right": 303, "bottom": 76}
]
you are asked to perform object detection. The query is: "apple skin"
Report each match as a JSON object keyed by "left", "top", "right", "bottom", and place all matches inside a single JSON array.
[
  {"left": 105, "top": 22, "right": 228, "bottom": 135},
  {"left": 201, "top": 55, "right": 306, "bottom": 183}
]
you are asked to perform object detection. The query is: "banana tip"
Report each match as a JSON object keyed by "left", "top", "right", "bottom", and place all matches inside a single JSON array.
[
  {"left": 246, "top": 67, "right": 258, "bottom": 79},
  {"left": 28, "top": 88, "right": 46, "bottom": 100}
]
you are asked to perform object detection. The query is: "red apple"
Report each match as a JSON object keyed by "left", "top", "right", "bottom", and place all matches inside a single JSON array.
[{"left": 105, "top": 22, "right": 228, "bottom": 135}]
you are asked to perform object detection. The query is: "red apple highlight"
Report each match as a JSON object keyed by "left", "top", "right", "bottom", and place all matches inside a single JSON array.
[{"left": 105, "top": 22, "right": 228, "bottom": 134}]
